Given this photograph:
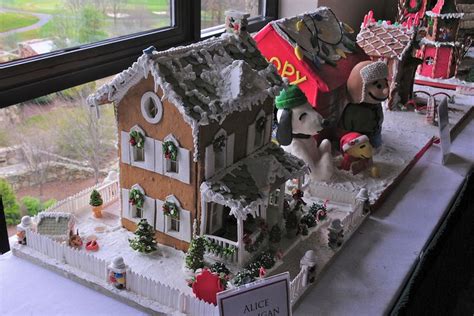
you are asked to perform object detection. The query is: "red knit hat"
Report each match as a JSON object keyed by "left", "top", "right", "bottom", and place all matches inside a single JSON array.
[{"left": 340, "top": 132, "right": 369, "bottom": 152}]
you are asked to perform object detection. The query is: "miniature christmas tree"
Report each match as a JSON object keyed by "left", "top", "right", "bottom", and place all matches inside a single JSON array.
[
  {"left": 89, "top": 190, "right": 103, "bottom": 207},
  {"left": 129, "top": 219, "right": 157, "bottom": 253},
  {"left": 185, "top": 235, "right": 206, "bottom": 271},
  {"left": 285, "top": 210, "right": 298, "bottom": 237}
]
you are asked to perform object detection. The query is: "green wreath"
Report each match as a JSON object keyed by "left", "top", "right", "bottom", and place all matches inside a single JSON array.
[
  {"left": 129, "top": 130, "right": 145, "bottom": 148},
  {"left": 162, "top": 141, "right": 178, "bottom": 161},
  {"left": 404, "top": 0, "right": 422, "bottom": 14},
  {"left": 129, "top": 188, "right": 145, "bottom": 208},
  {"left": 163, "top": 201, "right": 179, "bottom": 219}
]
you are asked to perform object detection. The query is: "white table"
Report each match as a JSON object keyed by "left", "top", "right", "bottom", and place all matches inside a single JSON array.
[
  {"left": 1, "top": 119, "right": 473, "bottom": 316},
  {"left": 294, "top": 117, "right": 474, "bottom": 315}
]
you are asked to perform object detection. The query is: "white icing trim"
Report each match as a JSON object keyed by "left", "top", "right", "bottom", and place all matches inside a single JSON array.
[
  {"left": 420, "top": 38, "right": 459, "bottom": 47},
  {"left": 200, "top": 143, "right": 308, "bottom": 220},
  {"left": 140, "top": 91, "right": 163, "bottom": 124},
  {"left": 425, "top": 11, "right": 464, "bottom": 19}
]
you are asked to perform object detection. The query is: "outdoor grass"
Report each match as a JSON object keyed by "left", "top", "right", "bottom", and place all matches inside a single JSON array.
[{"left": 0, "top": 12, "right": 39, "bottom": 32}]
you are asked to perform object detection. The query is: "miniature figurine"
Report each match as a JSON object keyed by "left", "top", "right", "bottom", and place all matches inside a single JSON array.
[
  {"left": 341, "top": 61, "right": 389, "bottom": 148},
  {"left": 292, "top": 188, "right": 307, "bottom": 207},
  {"left": 16, "top": 216, "right": 33, "bottom": 245},
  {"left": 276, "top": 85, "right": 334, "bottom": 181},
  {"left": 328, "top": 219, "right": 344, "bottom": 249},
  {"left": 339, "top": 132, "right": 380, "bottom": 177},
  {"left": 69, "top": 229, "right": 83, "bottom": 249},
  {"left": 108, "top": 256, "right": 127, "bottom": 290}
]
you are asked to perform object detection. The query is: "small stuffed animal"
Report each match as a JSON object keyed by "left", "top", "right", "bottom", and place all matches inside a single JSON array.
[
  {"left": 340, "top": 61, "right": 389, "bottom": 148},
  {"left": 276, "top": 85, "right": 334, "bottom": 181},
  {"left": 339, "top": 132, "right": 379, "bottom": 177}
]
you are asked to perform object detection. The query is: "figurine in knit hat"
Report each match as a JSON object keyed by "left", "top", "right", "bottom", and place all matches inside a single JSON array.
[
  {"left": 16, "top": 216, "right": 33, "bottom": 245},
  {"left": 340, "top": 61, "right": 389, "bottom": 148},
  {"left": 275, "top": 85, "right": 334, "bottom": 181},
  {"left": 339, "top": 132, "right": 379, "bottom": 177}
]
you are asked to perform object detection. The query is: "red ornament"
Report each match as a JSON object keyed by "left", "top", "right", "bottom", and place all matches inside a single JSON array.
[
  {"left": 129, "top": 138, "right": 136, "bottom": 146},
  {"left": 192, "top": 269, "right": 224, "bottom": 305},
  {"left": 259, "top": 267, "right": 266, "bottom": 278}
]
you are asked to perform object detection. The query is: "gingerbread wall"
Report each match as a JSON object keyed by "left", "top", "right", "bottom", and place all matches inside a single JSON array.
[{"left": 117, "top": 76, "right": 197, "bottom": 251}]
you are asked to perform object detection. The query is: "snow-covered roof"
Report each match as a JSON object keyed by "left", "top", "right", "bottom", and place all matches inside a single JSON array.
[
  {"left": 88, "top": 32, "right": 285, "bottom": 161},
  {"left": 37, "top": 212, "right": 74, "bottom": 237},
  {"left": 200, "top": 143, "right": 308, "bottom": 219},
  {"left": 357, "top": 22, "right": 416, "bottom": 60},
  {"left": 88, "top": 33, "right": 284, "bottom": 127},
  {"left": 267, "top": 7, "right": 357, "bottom": 68}
]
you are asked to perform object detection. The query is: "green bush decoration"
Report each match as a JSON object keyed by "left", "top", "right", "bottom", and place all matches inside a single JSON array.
[
  {"left": 300, "top": 223, "right": 309, "bottom": 236},
  {"left": 285, "top": 210, "right": 298, "bottom": 231},
  {"left": 309, "top": 201, "right": 327, "bottom": 217},
  {"left": 300, "top": 213, "right": 317, "bottom": 228},
  {"left": 89, "top": 189, "right": 103, "bottom": 207},
  {"left": 21, "top": 196, "right": 56, "bottom": 216},
  {"left": 254, "top": 251, "right": 276, "bottom": 270},
  {"left": 269, "top": 224, "right": 282, "bottom": 243},
  {"left": 185, "top": 235, "right": 207, "bottom": 271},
  {"left": 210, "top": 262, "right": 230, "bottom": 275},
  {"left": 129, "top": 219, "right": 157, "bottom": 253},
  {"left": 0, "top": 179, "right": 20, "bottom": 225},
  {"left": 233, "top": 269, "right": 256, "bottom": 286}
]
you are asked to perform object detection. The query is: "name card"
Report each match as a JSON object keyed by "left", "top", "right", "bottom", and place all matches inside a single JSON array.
[
  {"left": 437, "top": 97, "right": 451, "bottom": 165},
  {"left": 217, "top": 272, "right": 292, "bottom": 316}
]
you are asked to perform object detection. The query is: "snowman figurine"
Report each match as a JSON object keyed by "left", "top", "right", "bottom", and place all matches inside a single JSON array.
[
  {"left": 108, "top": 256, "right": 127, "bottom": 290},
  {"left": 16, "top": 216, "right": 33, "bottom": 245}
]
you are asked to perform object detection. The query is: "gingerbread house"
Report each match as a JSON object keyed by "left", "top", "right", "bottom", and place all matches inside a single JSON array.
[
  {"left": 88, "top": 11, "right": 307, "bottom": 267},
  {"left": 417, "top": 0, "right": 464, "bottom": 78},
  {"left": 254, "top": 7, "right": 368, "bottom": 124},
  {"left": 357, "top": 12, "right": 421, "bottom": 109}
]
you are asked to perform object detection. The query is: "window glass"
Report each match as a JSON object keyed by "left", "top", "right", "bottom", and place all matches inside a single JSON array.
[
  {"left": 0, "top": 0, "right": 172, "bottom": 63},
  {"left": 201, "top": 0, "right": 260, "bottom": 30},
  {"left": 0, "top": 77, "right": 118, "bottom": 236}
]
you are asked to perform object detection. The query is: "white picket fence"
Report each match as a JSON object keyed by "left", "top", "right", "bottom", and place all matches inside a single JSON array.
[
  {"left": 43, "top": 179, "right": 119, "bottom": 215},
  {"left": 26, "top": 229, "right": 108, "bottom": 281},
  {"left": 290, "top": 266, "right": 308, "bottom": 305}
]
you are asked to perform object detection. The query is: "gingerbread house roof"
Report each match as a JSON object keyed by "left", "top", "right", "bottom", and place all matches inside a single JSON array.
[
  {"left": 200, "top": 143, "right": 308, "bottom": 218},
  {"left": 88, "top": 33, "right": 284, "bottom": 128},
  {"left": 267, "top": 7, "right": 358, "bottom": 68},
  {"left": 357, "top": 22, "right": 416, "bottom": 60}
]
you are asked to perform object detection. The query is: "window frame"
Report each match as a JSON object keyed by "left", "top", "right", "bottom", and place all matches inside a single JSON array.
[{"left": 0, "top": 0, "right": 279, "bottom": 108}]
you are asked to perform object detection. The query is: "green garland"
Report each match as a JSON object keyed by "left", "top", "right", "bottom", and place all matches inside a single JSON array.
[
  {"left": 163, "top": 201, "right": 179, "bottom": 219},
  {"left": 129, "top": 130, "right": 145, "bottom": 148},
  {"left": 205, "top": 238, "right": 236, "bottom": 257},
  {"left": 129, "top": 188, "right": 145, "bottom": 208},
  {"left": 404, "top": 0, "right": 422, "bottom": 14},
  {"left": 162, "top": 141, "right": 178, "bottom": 161}
]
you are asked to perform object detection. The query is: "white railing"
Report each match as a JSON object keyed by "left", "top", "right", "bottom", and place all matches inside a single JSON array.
[
  {"left": 290, "top": 266, "right": 308, "bottom": 305},
  {"left": 24, "top": 228, "right": 219, "bottom": 314},
  {"left": 43, "top": 179, "right": 119, "bottom": 215},
  {"left": 204, "top": 234, "right": 239, "bottom": 264},
  {"left": 26, "top": 230, "right": 108, "bottom": 281}
]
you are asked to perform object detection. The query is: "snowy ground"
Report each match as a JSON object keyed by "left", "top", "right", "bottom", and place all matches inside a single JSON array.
[
  {"left": 309, "top": 99, "right": 472, "bottom": 204},
  {"left": 72, "top": 210, "right": 195, "bottom": 295}
]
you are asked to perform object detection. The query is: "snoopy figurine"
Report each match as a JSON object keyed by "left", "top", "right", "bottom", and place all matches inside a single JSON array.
[{"left": 276, "top": 85, "right": 334, "bottom": 181}]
